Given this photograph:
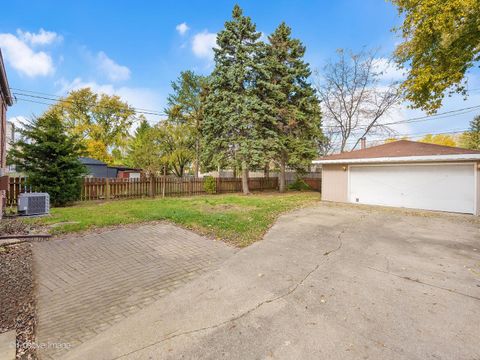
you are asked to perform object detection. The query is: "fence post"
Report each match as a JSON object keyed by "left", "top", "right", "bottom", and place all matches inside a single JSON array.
[
  {"left": 162, "top": 176, "right": 166, "bottom": 198},
  {"left": 105, "top": 177, "right": 110, "bottom": 200},
  {"left": 149, "top": 174, "right": 155, "bottom": 198}
]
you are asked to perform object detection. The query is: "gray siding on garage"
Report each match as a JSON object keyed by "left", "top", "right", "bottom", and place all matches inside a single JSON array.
[
  {"left": 107, "top": 167, "right": 118, "bottom": 178},
  {"left": 84, "top": 164, "right": 109, "bottom": 178}
]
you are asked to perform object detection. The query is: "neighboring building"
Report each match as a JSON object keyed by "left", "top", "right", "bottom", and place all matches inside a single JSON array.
[
  {"left": 79, "top": 157, "right": 116, "bottom": 178},
  {"left": 115, "top": 165, "right": 142, "bottom": 179},
  {"left": 0, "top": 50, "right": 13, "bottom": 217},
  {"left": 5, "top": 120, "right": 14, "bottom": 153},
  {"left": 5, "top": 121, "right": 15, "bottom": 173},
  {"left": 313, "top": 140, "right": 480, "bottom": 215},
  {"left": 79, "top": 157, "right": 142, "bottom": 179}
]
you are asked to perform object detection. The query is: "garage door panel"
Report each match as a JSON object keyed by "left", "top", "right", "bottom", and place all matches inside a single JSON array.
[{"left": 349, "top": 164, "right": 475, "bottom": 214}]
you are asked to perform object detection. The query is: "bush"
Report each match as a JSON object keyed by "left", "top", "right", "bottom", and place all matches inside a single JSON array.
[
  {"left": 288, "top": 178, "right": 311, "bottom": 191},
  {"left": 8, "top": 111, "right": 86, "bottom": 207},
  {"left": 203, "top": 176, "right": 217, "bottom": 194}
]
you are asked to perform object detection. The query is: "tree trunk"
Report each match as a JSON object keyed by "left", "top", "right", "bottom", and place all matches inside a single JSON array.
[
  {"left": 264, "top": 162, "right": 269, "bottom": 179},
  {"left": 149, "top": 173, "right": 155, "bottom": 197},
  {"left": 279, "top": 156, "right": 286, "bottom": 193},
  {"left": 194, "top": 139, "right": 200, "bottom": 178},
  {"left": 241, "top": 161, "right": 250, "bottom": 195},
  {"left": 162, "top": 165, "right": 167, "bottom": 198}
]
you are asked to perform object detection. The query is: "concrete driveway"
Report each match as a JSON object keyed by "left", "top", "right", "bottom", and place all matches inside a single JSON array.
[{"left": 64, "top": 203, "right": 480, "bottom": 360}]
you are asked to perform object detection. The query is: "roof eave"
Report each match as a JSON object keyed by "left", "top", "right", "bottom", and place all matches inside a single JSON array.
[
  {"left": 312, "top": 154, "right": 480, "bottom": 165},
  {"left": 0, "top": 50, "right": 13, "bottom": 106}
]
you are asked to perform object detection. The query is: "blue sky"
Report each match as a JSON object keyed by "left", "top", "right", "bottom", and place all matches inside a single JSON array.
[{"left": 2, "top": 0, "right": 479, "bottom": 144}]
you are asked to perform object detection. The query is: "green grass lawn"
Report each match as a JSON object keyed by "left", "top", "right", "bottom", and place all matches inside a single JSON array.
[{"left": 32, "top": 192, "right": 320, "bottom": 247}]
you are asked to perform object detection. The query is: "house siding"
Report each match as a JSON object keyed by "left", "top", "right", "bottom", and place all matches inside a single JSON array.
[
  {"left": 321, "top": 164, "right": 348, "bottom": 202},
  {"left": 476, "top": 162, "right": 480, "bottom": 216},
  {"left": 0, "top": 102, "right": 5, "bottom": 169},
  {"left": 0, "top": 92, "right": 7, "bottom": 215},
  {"left": 0, "top": 50, "right": 13, "bottom": 217}
]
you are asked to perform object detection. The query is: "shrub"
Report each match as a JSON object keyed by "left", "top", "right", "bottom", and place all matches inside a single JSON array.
[
  {"left": 203, "top": 176, "right": 217, "bottom": 194},
  {"left": 288, "top": 178, "right": 311, "bottom": 191},
  {"left": 8, "top": 111, "right": 86, "bottom": 207}
]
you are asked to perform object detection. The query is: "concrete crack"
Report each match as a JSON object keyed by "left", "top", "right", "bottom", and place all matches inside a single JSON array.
[
  {"left": 323, "top": 228, "right": 344, "bottom": 256},
  {"left": 323, "top": 215, "right": 366, "bottom": 257},
  {"left": 366, "top": 266, "right": 480, "bottom": 301},
  {"left": 114, "top": 264, "right": 321, "bottom": 359}
]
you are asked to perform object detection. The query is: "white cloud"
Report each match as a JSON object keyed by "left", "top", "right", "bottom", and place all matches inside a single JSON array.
[
  {"left": 372, "top": 57, "right": 406, "bottom": 83},
  {"left": 96, "top": 51, "right": 130, "bottom": 82},
  {"left": 8, "top": 116, "right": 28, "bottom": 128},
  {"left": 176, "top": 22, "right": 190, "bottom": 36},
  {"left": 192, "top": 31, "right": 217, "bottom": 60},
  {"left": 0, "top": 32, "right": 54, "bottom": 77},
  {"left": 17, "top": 28, "right": 61, "bottom": 46}
]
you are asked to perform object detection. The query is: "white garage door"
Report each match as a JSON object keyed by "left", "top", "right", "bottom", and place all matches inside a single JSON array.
[{"left": 349, "top": 163, "right": 476, "bottom": 214}]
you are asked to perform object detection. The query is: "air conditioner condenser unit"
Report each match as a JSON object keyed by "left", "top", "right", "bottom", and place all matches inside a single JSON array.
[{"left": 18, "top": 193, "right": 50, "bottom": 216}]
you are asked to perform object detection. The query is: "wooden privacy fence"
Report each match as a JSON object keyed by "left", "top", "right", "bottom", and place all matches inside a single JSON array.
[
  {"left": 81, "top": 176, "right": 280, "bottom": 201},
  {"left": 303, "top": 178, "right": 322, "bottom": 191},
  {"left": 6, "top": 177, "right": 33, "bottom": 207},
  {"left": 7, "top": 175, "right": 320, "bottom": 204}
]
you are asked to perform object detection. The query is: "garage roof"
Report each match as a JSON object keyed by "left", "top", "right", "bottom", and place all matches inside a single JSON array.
[
  {"left": 79, "top": 157, "right": 107, "bottom": 166},
  {"left": 313, "top": 140, "right": 480, "bottom": 164}
]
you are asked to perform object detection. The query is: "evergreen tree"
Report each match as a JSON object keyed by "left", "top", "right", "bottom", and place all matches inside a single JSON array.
[
  {"left": 259, "top": 22, "right": 322, "bottom": 191},
  {"left": 460, "top": 115, "right": 480, "bottom": 150},
  {"left": 469, "top": 116, "right": 480, "bottom": 150},
  {"left": 202, "top": 5, "right": 272, "bottom": 194},
  {"left": 165, "top": 71, "right": 208, "bottom": 177},
  {"left": 9, "top": 111, "right": 86, "bottom": 206}
]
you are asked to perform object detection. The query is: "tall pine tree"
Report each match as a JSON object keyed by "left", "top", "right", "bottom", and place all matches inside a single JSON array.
[
  {"left": 9, "top": 111, "right": 86, "bottom": 206},
  {"left": 202, "top": 5, "right": 273, "bottom": 194},
  {"left": 462, "top": 115, "right": 480, "bottom": 150},
  {"left": 259, "top": 22, "right": 322, "bottom": 192}
]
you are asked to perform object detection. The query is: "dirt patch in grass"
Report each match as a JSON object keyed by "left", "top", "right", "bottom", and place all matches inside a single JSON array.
[
  {"left": 200, "top": 203, "right": 256, "bottom": 213},
  {"left": 0, "top": 243, "right": 37, "bottom": 359}
]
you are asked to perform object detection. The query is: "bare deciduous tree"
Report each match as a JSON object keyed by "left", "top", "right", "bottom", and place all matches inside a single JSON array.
[{"left": 315, "top": 49, "right": 401, "bottom": 153}]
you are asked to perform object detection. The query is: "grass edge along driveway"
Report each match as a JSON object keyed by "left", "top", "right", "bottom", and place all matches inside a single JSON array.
[{"left": 32, "top": 192, "right": 320, "bottom": 247}]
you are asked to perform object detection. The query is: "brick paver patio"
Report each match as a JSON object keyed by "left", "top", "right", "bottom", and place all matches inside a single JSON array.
[{"left": 32, "top": 223, "right": 236, "bottom": 359}]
